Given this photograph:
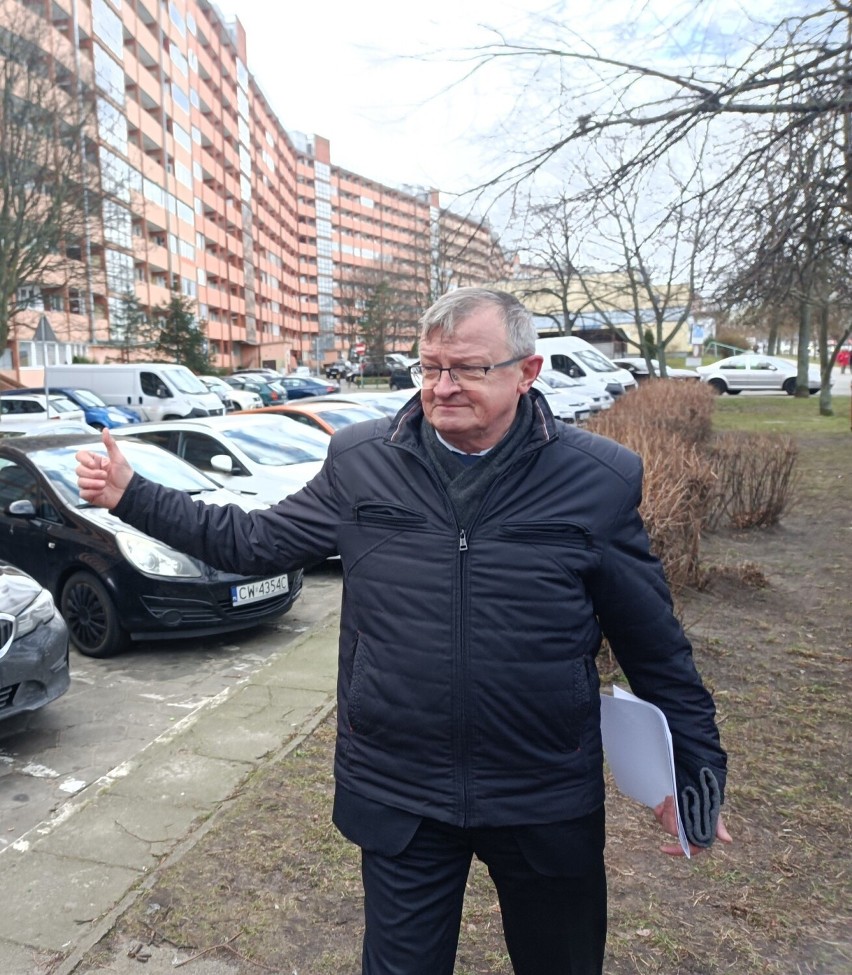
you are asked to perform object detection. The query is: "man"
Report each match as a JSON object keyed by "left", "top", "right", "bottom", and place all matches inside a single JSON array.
[{"left": 77, "top": 288, "right": 730, "bottom": 975}]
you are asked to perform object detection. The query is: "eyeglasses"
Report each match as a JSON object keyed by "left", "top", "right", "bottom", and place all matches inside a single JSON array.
[{"left": 411, "top": 355, "right": 530, "bottom": 388}]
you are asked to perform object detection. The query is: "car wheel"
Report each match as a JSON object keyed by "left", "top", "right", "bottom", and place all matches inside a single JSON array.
[
  {"left": 727, "top": 389, "right": 742, "bottom": 395},
  {"left": 61, "top": 571, "right": 130, "bottom": 658},
  {"left": 707, "top": 378, "right": 727, "bottom": 395},
  {"left": 782, "top": 377, "right": 797, "bottom": 396}
]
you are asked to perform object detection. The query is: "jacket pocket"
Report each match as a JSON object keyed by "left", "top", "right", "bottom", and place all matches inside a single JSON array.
[
  {"left": 565, "top": 656, "right": 595, "bottom": 748},
  {"left": 500, "top": 521, "right": 593, "bottom": 549},
  {"left": 352, "top": 501, "right": 428, "bottom": 529}
]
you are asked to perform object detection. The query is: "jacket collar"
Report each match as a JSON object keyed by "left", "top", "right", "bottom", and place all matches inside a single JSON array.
[{"left": 385, "top": 387, "right": 560, "bottom": 453}]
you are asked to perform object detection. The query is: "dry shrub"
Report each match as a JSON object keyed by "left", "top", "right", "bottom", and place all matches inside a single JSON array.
[
  {"left": 588, "top": 389, "right": 716, "bottom": 591},
  {"left": 704, "top": 432, "right": 799, "bottom": 530},
  {"left": 595, "top": 379, "right": 717, "bottom": 447}
]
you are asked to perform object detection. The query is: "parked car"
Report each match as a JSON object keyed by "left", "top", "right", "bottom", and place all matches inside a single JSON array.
[
  {"left": 279, "top": 376, "right": 339, "bottom": 399},
  {"left": 1, "top": 386, "right": 140, "bottom": 428},
  {"left": 695, "top": 353, "right": 823, "bottom": 395},
  {"left": 388, "top": 364, "right": 416, "bottom": 390},
  {"left": 0, "top": 434, "right": 304, "bottom": 657},
  {"left": 323, "top": 390, "right": 418, "bottom": 417},
  {"left": 113, "top": 414, "right": 328, "bottom": 505},
  {"left": 225, "top": 374, "right": 288, "bottom": 406},
  {"left": 324, "top": 359, "right": 353, "bottom": 381},
  {"left": 202, "top": 375, "right": 262, "bottom": 411},
  {"left": 531, "top": 377, "right": 593, "bottom": 424},
  {"left": 0, "top": 560, "right": 70, "bottom": 720},
  {"left": 0, "top": 420, "right": 99, "bottom": 439},
  {"left": 538, "top": 369, "right": 614, "bottom": 411},
  {"left": 611, "top": 357, "right": 700, "bottom": 381},
  {"left": 229, "top": 367, "right": 282, "bottom": 380},
  {"left": 535, "top": 336, "right": 637, "bottom": 396},
  {"left": 241, "top": 401, "right": 387, "bottom": 436},
  {"left": 0, "top": 392, "right": 86, "bottom": 424},
  {"left": 198, "top": 375, "right": 235, "bottom": 411}
]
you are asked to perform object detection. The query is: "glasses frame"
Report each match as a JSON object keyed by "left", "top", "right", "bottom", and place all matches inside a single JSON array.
[{"left": 411, "top": 355, "right": 530, "bottom": 388}]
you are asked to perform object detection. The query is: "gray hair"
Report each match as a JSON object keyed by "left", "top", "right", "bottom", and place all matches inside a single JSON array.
[{"left": 418, "top": 288, "right": 536, "bottom": 358}]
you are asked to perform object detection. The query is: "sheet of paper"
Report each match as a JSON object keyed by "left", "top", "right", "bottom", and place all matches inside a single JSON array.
[{"left": 600, "top": 685, "right": 690, "bottom": 857}]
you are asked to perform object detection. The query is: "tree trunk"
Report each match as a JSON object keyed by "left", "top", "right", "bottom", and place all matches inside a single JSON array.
[
  {"left": 817, "top": 303, "right": 834, "bottom": 415},
  {"left": 795, "top": 302, "right": 812, "bottom": 398}
]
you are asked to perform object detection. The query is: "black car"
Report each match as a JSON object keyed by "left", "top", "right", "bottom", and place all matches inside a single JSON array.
[
  {"left": 0, "top": 435, "right": 303, "bottom": 658},
  {"left": 0, "top": 561, "right": 70, "bottom": 720},
  {"left": 388, "top": 365, "right": 415, "bottom": 391}
]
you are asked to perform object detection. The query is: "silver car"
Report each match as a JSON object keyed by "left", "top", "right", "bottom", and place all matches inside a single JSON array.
[
  {"left": 696, "top": 353, "right": 823, "bottom": 395},
  {"left": 0, "top": 562, "right": 70, "bottom": 720}
]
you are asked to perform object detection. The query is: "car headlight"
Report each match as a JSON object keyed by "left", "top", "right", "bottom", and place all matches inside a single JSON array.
[
  {"left": 116, "top": 531, "right": 203, "bottom": 578},
  {"left": 15, "top": 588, "right": 57, "bottom": 639}
]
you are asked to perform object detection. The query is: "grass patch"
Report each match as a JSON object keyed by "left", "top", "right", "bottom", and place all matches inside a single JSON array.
[{"left": 712, "top": 395, "right": 851, "bottom": 435}]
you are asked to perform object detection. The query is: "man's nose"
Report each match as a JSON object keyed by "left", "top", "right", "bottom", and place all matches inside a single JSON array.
[{"left": 432, "top": 369, "right": 459, "bottom": 393}]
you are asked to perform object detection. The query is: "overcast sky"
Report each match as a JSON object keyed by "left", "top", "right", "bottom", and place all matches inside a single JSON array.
[
  {"left": 212, "top": 0, "right": 570, "bottom": 195},
  {"left": 211, "top": 0, "right": 766, "bottom": 229}
]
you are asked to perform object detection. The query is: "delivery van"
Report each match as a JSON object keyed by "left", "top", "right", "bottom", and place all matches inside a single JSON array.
[
  {"left": 535, "top": 336, "right": 637, "bottom": 397},
  {"left": 47, "top": 364, "right": 225, "bottom": 421}
]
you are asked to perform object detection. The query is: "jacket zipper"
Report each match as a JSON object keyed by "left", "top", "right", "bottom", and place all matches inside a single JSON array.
[{"left": 387, "top": 435, "right": 551, "bottom": 828}]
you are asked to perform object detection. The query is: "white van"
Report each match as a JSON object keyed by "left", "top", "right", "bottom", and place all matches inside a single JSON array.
[
  {"left": 535, "top": 336, "right": 637, "bottom": 397},
  {"left": 47, "top": 364, "right": 225, "bottom": 421}
]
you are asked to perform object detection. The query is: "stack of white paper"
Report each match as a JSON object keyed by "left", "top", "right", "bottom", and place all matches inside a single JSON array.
[{"left": 600, "top": 685, "right": 690, "bottom": 857}]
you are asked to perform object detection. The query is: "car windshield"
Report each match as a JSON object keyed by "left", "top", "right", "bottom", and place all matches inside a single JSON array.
[
  {"left": 49, "top": 397, "right": 78, "bottom": 414},
  {"left": 315, "top": 406, "right": 385, "bottom": 431},
  {"left": 68, "top": 388, "right": 106, "bottom": 408},
  {"left": 31, "top": 441, "right": 220, "bottom": 508},
  {"left": 217, "top": 420, "right": 328, "bottom": 465},
  {"left": 540, "top": 370, "right": 580, "bottom": 389},
  {"left": 574, "top": 349, "right": 620, "bottom": 374},
  {"left": 167, "top": 366, "right": 208, "bottom": 394}
]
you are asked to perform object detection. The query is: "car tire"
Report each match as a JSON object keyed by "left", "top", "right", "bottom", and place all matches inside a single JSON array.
[
  {"left": 61, "top": 571, "right": 130, "bottom": 658},
  {"left": 707, "top": 378, "right": 727, "bottom": 395},
  {"left": 727, "top": 389, "right": 741, "bottom": 395},
  {"left": 783, "top": 377, "right": 797, "bottom": 396}
]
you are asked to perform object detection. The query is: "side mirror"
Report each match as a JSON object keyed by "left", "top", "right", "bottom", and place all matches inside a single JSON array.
[
  {"left": 210, "top": 454, "right": 235, "bottom": 474},
  {"left": 7, "top": 499, "right": 36, "bottom": 518}
]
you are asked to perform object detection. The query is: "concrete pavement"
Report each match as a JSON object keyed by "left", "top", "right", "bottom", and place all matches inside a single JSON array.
[{"left": 0, "top": 608, "right": 341, "bottom": 975}]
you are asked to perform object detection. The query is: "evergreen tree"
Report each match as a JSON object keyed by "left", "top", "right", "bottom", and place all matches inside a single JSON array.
[
  {"left": 153, "top": 292, "right": 211, "bottom": 373},
  {"left": 112, "top": 291, "right": 158, "bottom": 361}
]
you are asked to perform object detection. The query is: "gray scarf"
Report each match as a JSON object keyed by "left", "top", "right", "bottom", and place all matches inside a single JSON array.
[{"left": 420, "top": 394, "right": 534, "bottom": 529}]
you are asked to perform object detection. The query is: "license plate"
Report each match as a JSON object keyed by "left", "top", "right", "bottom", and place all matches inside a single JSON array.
[{"left": 230, "top": 573, "right": 289, "bottom": 606}]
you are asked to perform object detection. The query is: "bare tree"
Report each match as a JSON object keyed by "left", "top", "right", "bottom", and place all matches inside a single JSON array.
[
  {"left": 512, "top": 196, "right": 596, "bottom": 334},
  {"left": 0, "top": 8, "right": 101, "bottom": 358},
  {"left": 719, "top": 116, "right": 852, "bottom": 407}
]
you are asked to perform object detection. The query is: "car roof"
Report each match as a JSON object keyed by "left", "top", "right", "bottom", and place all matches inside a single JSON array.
[
  {"left": 0, "top": 432, "right": 104, "bottom": 456},
  {"left": 113, "top": 413, "right": 293, "bottom": 432}
]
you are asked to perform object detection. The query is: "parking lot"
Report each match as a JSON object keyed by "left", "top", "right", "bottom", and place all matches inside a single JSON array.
[{"left": 0, "top": 562, "right": 342, "bottom": 853}]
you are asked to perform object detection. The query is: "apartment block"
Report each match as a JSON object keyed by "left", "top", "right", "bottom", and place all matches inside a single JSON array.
[{"left": 1, "top": 0, "right": 511, "bottom": 384}]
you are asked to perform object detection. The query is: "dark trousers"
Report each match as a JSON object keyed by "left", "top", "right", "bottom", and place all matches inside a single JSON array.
[{"left": 360, "top": 807, "right": 607, "bottom": 975}]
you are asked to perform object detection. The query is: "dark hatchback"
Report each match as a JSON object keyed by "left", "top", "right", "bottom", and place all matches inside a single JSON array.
[
  {"left": 0, "top": 435, "right": 303, "bottom": 658},
  {"left": 279, "top": 375, "right": 339, "bottom": 399},
  {"left": 0, "top": 561, "right": 70, "bottom": 720}
]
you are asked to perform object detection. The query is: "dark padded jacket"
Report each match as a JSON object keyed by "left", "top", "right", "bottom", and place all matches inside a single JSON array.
[{"left": 112, "top": 391, "right": 726, "bottom": 829}]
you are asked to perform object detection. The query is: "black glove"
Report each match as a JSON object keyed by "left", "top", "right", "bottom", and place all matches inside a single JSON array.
[{"left": 677, "top": 765, "right": 723, "bottom": 848}]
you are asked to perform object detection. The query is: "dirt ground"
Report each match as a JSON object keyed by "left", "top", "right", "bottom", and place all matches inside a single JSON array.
[{"left": 77, "top": 428, "right": 850, "bottom": 975}]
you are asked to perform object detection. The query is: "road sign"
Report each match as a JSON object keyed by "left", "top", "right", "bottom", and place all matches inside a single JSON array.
[{"left": 354, "top": 342, "right": 366, "bottom": 355}]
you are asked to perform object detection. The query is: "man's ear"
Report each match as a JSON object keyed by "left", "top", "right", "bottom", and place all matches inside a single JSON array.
[{"left": 518, "top": 355, "right": 544, "bottom": 392}]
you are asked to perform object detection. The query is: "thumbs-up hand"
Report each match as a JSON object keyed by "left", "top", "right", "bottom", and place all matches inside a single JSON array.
[{"left": 75, "top": 429, "right": 134, "bottom": 509}]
